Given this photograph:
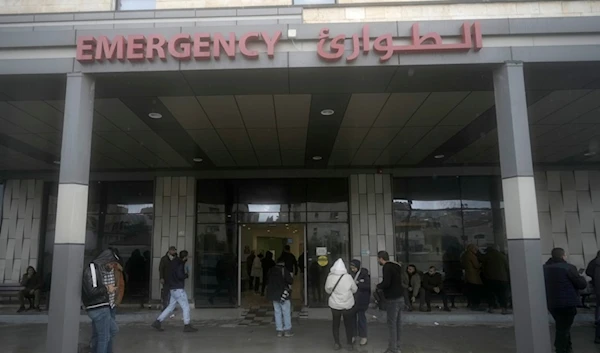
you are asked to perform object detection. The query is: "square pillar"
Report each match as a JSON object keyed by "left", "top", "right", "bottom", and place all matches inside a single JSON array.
[
  {"left": 47, "top": 73, "right": 95, "bottom": 353},
  {"left": 152, "top": 176, "right": 196, "bottom": 302},
  {"left": 349, "top": 173, "right": 394, "bottom": 288},
  {"left": 494, "top": 62, "right": 551, "bottom": 353}
]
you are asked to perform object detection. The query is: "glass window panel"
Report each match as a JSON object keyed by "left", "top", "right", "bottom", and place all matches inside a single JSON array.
[
  {"left": 307, "top": 211, "right": 348, "bottom": 223},
  {"left": 117, "top": 0, "right": 156, "bottom": 10},
  {"left": 408, "top": 177, "right": 461, "bottom": 210},
  {"left": 460, "top": 177, "right": 493, "bottom": 209},
  {"left": 197, "top": 213, "right": 227, "bottom": 224},
  {"left": 238, "top": 212, "right": 290, "bottom": 223},
  {"left": 306, "top": 223, "right": 349, "bottom": 308},
  {"left": 195, "top": 223, "right": 238, "bottom": 308},
  {"left": 106, "top": 181, "right": 153, "bottom": 214},
  {"left": 307, "top": 179, "right": 349, "bottom": 212}
]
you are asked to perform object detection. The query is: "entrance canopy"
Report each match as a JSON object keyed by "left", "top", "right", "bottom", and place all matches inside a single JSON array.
[{"left": 0, "top": 62, "right": 599, "bottom": 174}]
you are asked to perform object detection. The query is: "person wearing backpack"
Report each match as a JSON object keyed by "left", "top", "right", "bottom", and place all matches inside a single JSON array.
[{"left": 325, "top": 259, "right": 358, "bottom": 351}]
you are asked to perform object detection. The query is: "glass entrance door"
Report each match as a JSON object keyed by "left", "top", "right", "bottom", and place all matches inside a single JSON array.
[{"left": 239, "top": 223, "right": 306, "bottom": 308}]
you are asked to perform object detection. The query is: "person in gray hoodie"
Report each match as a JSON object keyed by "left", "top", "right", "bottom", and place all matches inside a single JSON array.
[{"left": 585, "top": 250, "right": 600, "bottom": 343}]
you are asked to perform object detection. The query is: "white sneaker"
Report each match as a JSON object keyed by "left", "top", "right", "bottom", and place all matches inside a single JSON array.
[{"left": 359, "top": 338, "right": 367, "bottom": 346}]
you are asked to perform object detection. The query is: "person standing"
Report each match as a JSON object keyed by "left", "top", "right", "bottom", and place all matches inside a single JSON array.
[
  {"left": 585, "top": 250, "right": 600, "bottom": 343},
  {"left": 544, "top": 248, "right": 588, "bottom": 353},
  {"left": 376, "top": 251, "right": 404, "bottom": 353},
  {"left": 251, "top": 253, "right": 264, "bottom": 294},
  {"left": 152, "top": 250, "right": 197, "bottom": 332},
  {"left": 278, "top": 245, "right": 299, "bottom": 276},
  {"left": 17, "top": 266, "right": 43, "bottom": 312},
  {"left": 261, "top": 251, "right": 276, "bottom": 296},
  {"left": 325, "top": 259, "right": 357, "bottom": 351},
  {"left": 421, "top": 266, "right": 451, "bottom": 312},
  {"left": 481, "top": 245, "right": 511, "bottom": 314},
  {"left": 246, "top": 250, "right": 256, "bottom": 291},
  {"left": 349, "top": 259, "right": 370, "bottom": 346},
  {"left": 81, "top": 249, "right": 121, "bottom": 353},
  {"left": 461, "top": 244, "right": 485, "bottom": 311},
  {"left": 159, "top": 246, "right": 177, "bottom": 309},
  {"left": 267, "top": 258, "right": 294, "bottom": 337}
]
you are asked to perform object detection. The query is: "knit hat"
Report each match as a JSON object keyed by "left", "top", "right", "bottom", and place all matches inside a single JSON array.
[{"left": 350, "top": 259, "right": 361, "bottom": 269}]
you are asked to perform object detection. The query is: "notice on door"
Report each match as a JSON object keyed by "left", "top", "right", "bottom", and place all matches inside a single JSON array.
[{"left": 316, "top": 247, "right": 327, "bottom": 256}]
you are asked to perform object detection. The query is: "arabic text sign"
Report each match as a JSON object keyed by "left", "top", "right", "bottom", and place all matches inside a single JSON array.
[{"left": 316, "top": 21, "right": 483, "bottom": 62}]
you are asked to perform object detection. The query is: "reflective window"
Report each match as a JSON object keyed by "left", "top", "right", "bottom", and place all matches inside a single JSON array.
[
  {"left": 393, "top": 176, "right": 504, "bottom": 278},
  {"left": 42, "top": 181, "right": 153, "bottom": 303},
  {"left": 117, "top": 0, "right": 156, "bottom": 10}
]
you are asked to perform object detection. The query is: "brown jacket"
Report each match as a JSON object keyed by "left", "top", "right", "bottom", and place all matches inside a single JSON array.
[
  {"left": 461, "top": 245, "right": 483, "bottom": 285},
  {"left": 108, "top": 262, "right": 125, "bottom": 305}
]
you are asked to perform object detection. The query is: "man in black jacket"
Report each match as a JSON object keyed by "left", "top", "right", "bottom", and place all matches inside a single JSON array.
[
  {"left": 278, "top": 245, "right": 298, "bottom": 276},
  {"left": 81, "top": 249, "right": 120, "bottom": 353},
  {"left": 267, "top": 259, "right": 294, "bottom": 337},
  {"left": 159, "top": 246, "right": 177, "bottom": 309},
  {"left": 544, "top": 248, "right": 588, "bottom": 353},
  {"left": 585, "top": 250, "right": 600, "bottom": 343},
  {"left": 376, "top": 251, "right": 404, "bottom": 353},
  {"left": 422, "top": 266, "right": 451, "bottom": 312},
  {"left": 152, "top": 250, "right": 197, "bottom": 332}
]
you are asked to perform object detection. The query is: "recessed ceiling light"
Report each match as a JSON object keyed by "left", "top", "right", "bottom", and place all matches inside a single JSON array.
[
  {"left": 193, "top": 157, "right": 203, "bottom": 163},
  {"left": 434, "top": 154, "right": 445, "bottom": 159},
  {"left": 320, "top": 109, "right": 334, "bottom": 116},
  {"left": 312, "top": 156, "right": 323, "bottom": 161},
  {"left": 584, "top": 151, "right": 597, "bottom": 157},
  {"left": 53, "top": 160, "right": 60, "bottom": 165},
  {"left": 148, "top": 112, "right": 162, "bottom": 119}
]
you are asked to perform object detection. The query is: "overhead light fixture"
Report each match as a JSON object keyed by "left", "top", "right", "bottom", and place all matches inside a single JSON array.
[
  {"left": 312, "top": 156, "right": 323, "bottom": 161},
  {"left": 584, "top": 151, "right": 597, "bottom": 157},
  {"left": 320, "top": 109, "right": 334, "bottom": 116},
  {"left": 434, "top": 154, "right": 445, "bottom": 159},
  {"left": 148, "top": 112, "right": 162, "bottom": 119},
  {"left": 193, "top": 157, "right": 203, "bottom": 163},
  {"left": 53, "top": 160, "right": 61, "bottom": 165}
]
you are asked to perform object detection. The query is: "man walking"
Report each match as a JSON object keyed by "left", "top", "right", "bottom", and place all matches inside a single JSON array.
[
  {"left": 267, "top": 257, "right": 294, "bottom": 337},
  {"left": 159, "top": 246, "right": 177, "bottom": 309},
  {"left": 376, "top": 251, "right": 404, "bottom": 353},
  {"left": 544, "top": 248, "right": 588, "bottom": 353},
  {"left": 82, "top": 249, "right": 121, "bottom": 353},
  {"left": 152, "top": 250, "right": 197, "bottom": 332}
]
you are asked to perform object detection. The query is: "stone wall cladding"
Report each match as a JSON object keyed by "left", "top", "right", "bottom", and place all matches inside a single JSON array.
[
  {"left": 0, "top": 0, "right": 115, "bottom": 15},
  {"left": 303, "top": 1, "right": 600, "bottom": 23}
]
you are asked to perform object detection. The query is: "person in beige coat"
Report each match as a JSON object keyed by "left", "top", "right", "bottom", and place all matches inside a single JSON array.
[{"left": 461, "top": 244, "right": 485, "bottom": 311}]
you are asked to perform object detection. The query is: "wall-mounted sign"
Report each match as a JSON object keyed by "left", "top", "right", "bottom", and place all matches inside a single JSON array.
[
  {"left": 316, "top": 247, "right": 327, "bottom": 256},
  {"left": 317, "top": 22, "right": 482, "bottom": 63},
  {"left": 76, "top": 31, "right": 282, "bottom": 63},
  {"left": 317, "top": 255, "right": 328, "bottom": 267},
  {"left": 75, "top": 21, "right": 483, "bottom": 64}
]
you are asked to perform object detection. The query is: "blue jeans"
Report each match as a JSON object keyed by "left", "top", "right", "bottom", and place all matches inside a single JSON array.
[
  {"left": 386, "top": 299, "right": 403, "bottom": 353},
  {"left": 157, "top": 289, "right": 191, "bottom": 325},
  {"left": 355, "top": 308, "right": 367, "bottom": 338},
  {"left": 88, "top": 307, "right": 118, "bottom": 353},
  {"left": 273, "top": 300, "right": 292, "bottom": 332}
]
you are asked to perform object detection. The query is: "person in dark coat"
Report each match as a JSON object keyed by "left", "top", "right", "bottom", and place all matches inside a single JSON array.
[
  {"left": 544, "top": 248, "right": 588, "bottom": 353},
  {"left": 159, "top": 246, "right": 177, "bottom": 309},
  {"left": 350, "top": 259, "right": 370, "bottom": 346},
  {"left": 585, "top": 250, "right": 600, "bottom": 343},
  {"left": 17, "top": 266, "right": 43, "bottom": 312},
  {"left": 261, "top": 251, "right": 276, "bottom": 296},
  {"left": 421, "top": 266, "right": 451, "bottom": 312},
  {"left": 278, "top": 245, "right": 298, "bottom": 276},
  {"left": 481, "top": 244, "right": 511, "bottom": 314}
]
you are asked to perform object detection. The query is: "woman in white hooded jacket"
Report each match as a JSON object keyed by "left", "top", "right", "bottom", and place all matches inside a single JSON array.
[{"left": 325, "top": 258, "right": 358, "bottom": 351}]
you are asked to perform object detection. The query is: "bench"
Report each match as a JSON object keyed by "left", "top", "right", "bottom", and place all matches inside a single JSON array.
[{"left": 0, "top": 284, "right": 25, "bottom": 302}]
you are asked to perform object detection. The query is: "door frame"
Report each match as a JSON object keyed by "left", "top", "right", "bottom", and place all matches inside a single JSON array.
[{"left": 236, "top": 223, "right": 308, "bottom": 308}]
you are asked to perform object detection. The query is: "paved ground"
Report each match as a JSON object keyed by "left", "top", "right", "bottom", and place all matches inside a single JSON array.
[{"left": 2, "top": 320, "right": 599, "bottom": 353}]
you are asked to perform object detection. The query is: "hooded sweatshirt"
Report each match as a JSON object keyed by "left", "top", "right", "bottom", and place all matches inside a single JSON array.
[
  {"left": 82, "top": 249, "right": 120, "bottom": 310},
  {"left": 325, "top": 259, "right": 358, "bottom": 310}
]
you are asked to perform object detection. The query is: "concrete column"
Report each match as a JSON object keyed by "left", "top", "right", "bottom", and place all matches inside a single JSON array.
[
  {"left": 494, "top": 62, "right": 551, "bottom": 353},
  {"left": 47, "top": 73, "right": 95, "bottom": 353},
  {"left": 349, "top": 174, "right": 394, "bottom": 289}
]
